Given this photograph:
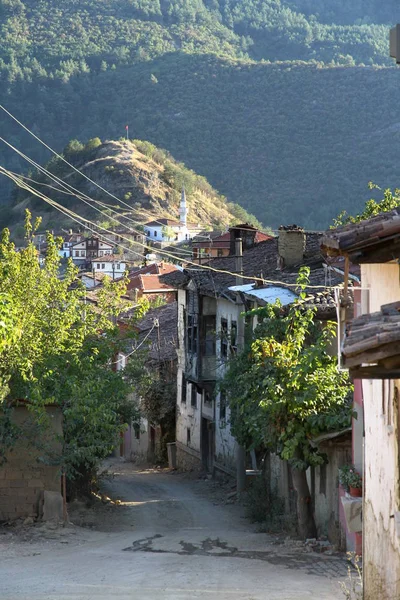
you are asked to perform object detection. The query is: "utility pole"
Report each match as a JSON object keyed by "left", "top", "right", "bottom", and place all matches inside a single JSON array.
[
  {"left": 234, "top": 237, "right": 246, "bottom": 494},
  {"left": 125, "top": 124, "right": 129, "bottom": 141}
]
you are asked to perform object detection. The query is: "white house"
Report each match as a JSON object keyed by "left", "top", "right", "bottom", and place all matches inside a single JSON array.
[
  {"left": 90, "top": 255, "right": 128, "bottom": 277},
  {"left": 144, "top": 189, "right": 200, "bottom": 245},
  {"left": 322, "top": 210, "right": 400, "bottom": 600},
  {"left": 58, "top": 232, "right": 83, "bottom": 259}
]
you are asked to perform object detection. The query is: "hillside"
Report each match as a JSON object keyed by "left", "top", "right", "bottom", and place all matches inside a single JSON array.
[
  {"left": 8, "top": 137, "right": 260, "bottom": 233},
  {"left": 0, "top": 1, "right": 400, "bottom": 228}
]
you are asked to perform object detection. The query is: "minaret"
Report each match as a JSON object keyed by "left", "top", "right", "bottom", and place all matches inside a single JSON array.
[{"left": 179, "top": 187, "right": 188, "bottom": 227}]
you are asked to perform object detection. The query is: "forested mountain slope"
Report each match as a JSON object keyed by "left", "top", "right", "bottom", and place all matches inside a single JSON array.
[{"left": 0, "top": 0, "right": 399, "bottom": 228}]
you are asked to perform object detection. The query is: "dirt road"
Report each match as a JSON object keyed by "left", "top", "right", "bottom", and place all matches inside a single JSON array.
[{"left": 0, "top": 460, "right": 348, "bottom": 600}]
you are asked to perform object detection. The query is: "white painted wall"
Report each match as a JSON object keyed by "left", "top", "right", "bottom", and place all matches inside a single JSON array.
[
  {"left": 361, "top": 262, "right": 400, "bottom": 599},
  {"left": 145, "top": 224, "right": 195, "bottom": 244},
  {"left": 92, "top": 260, "right": 126, "bottom": 275}
]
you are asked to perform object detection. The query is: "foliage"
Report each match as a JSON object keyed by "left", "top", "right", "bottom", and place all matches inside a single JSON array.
[
  {"left": 222, "top": 267, "right": 353, "bottom": 470},
  {"left": 333, "top": 185, "right": 400, "bottom": 227},
  {"left": 245, "top": 476, "right": 294, "bottom": 533},
  {"left": 1, "top": 2, "right": 400, "bottom": 229},
  {"left": 0, "top": 213, "right": 139, "bottom": 484},
  {"left": 10, "top": 136, "right": 261, "bottom": 231},
  {"left": 338, "top": 464, "right": 353, "bottom": 489}
]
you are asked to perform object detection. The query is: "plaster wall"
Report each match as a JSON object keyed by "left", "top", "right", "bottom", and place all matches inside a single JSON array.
[
  {"left": 361, "top": 262, "right": 400, "bottom": 599},
  {"left": 214, "top": 298, "right": 241, "bottom": 470},
  {"left": 128, "top": 418, "right": 150, "bottom": 462},
  {"left": 176, "top": 367, "right": 201, "bottom": 457},
  {"left": 310, "top": 442, "right": 352, "bottom": 544}
]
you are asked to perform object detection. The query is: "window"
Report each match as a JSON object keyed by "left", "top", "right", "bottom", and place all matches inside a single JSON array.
[
  {"left": 154, "top": 231, "right": 157, "bottom": 237},
  {"left": 75, "top": 250, "right": 79, "bottom": 257},
  {"left": 219, "top": 391, "right": 226, "bottom": 421},
  {"left": 191, "top": 384, "right": 197, "bottom": 408},
  {"left": 101, "top": 264, "right": 105, "bottom": 269},
  {"left": 187, "top": 428, "right": 191, "bottom": 445},
  {"left": 231, "top": 321, "right": 238, "bottom": 355},
  {"left": 117, "top": 264, "right": 120, "bottom": 270},
  {"left": 80, "top": 250, "right": 85, "bottom": 257},
  {"left": 181, "top": 374, "right": 187, "bottom": 404},
  {"left": 217, "top": 249, "right": 224, "bottom": 257},
  {"left": 99, "top": 250, "right": 103, "bottom": 256},
  {"left": 88, "top": 240, "right": 92, "bottom": 246},
  {"left": 187, "top": 315, "right": 198, "bottom": 354},
  {"left": 203, "top": 315, "right": 216, "bottom": 356},
  {"left": 204, "top": 389, "right": 212, "bottom": 405},
  {"left": 97, "top": 263, "right": 100, "bottom": 269},
  {"left": 221, "top": 318, "right": 228, "bottom": 358}
]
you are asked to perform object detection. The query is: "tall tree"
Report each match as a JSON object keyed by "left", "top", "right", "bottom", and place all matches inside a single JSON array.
[
  {"left": 223, "top": 268, "right": 352, "bottom": 538},
  {"left": 0, "top": 213, "right": 139, "bottom": 489}
]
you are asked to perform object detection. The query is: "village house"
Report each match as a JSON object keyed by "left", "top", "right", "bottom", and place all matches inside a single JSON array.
[
  {"left": 322, "top": 208, "right": 400, "bottom": 600},
  {"left": 90, "top": 255, "right": 129, "bottom": 278},
  {"left": 126, "top": 262, "right": 180, "bottom": 304},
  {"left": 70, "top": 236, "right": 114, "bottom": 266},
  {"left": 57, "top": 231, "right": 84, "bottom": 259},
  {"left": 162, "top": 226, "right": 351, "bottom": 545},
  {"left": 191, "top": 225, "right": 271, "bottom": 263},
  {"left": 144, "top": 189, "right": 201, "bottom": 245}
]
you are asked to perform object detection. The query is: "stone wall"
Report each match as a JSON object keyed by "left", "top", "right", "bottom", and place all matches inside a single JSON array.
[
  {"left": 0, "top": 406, "right": 63, "bottom": 521},
  {"left": 176, "top": 441, "right": 203, "bottom": 472}
]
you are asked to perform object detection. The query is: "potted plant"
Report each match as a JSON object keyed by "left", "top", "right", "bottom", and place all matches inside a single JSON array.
[
  {"left": 338, "top": 464, "right": 352, "bottom": 492},
  {"left": 348, "top": 469, "right": 363, "bottom": 497}
]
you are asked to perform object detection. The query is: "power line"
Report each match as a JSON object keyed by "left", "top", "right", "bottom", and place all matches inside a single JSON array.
[
  {"left": 0, "top": 165, "right": 338, "bottom": 290},
  {"left": 0, "top": 104, "right": 216, "bottom": 236},
  {"left": 0, "top": 136, "right": 195, "bottom": 257}
]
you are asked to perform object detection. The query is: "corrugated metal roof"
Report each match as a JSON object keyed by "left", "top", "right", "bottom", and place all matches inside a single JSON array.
[{"left": 228, "top": 284, "right": 297, "bottom": 305}]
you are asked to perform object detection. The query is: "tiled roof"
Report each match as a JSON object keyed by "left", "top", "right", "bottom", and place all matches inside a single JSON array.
[
  {"left": 128, "top": 302, "right": 178, "bottom": 363},
  {"left": 160, "top": 233, "right": 344, "bottom": 305},
  {"left": 91, "top": 254, "right": 129, "bottom": 262},
  {"left": 127, "top": 273, "right": 177, "bottom": 293}
]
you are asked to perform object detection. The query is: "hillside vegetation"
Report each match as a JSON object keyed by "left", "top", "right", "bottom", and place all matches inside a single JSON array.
[
  {"left": 0, "top": 0, "right": 399, "bottom": 228},
  {"left": 9, "top": 137, "right": 259, "bottom": 233}
]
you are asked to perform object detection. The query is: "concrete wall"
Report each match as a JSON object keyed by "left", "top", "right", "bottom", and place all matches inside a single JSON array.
[
  {"left": 361, "top": 262, "right": 400, "bottom": 599},
  {"left": 0, "top": 406, "right": 62, "bottom": 521}
]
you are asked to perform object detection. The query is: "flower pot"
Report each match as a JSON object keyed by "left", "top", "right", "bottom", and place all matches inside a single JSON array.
[{"left": 349, "top": 486, "right": 362, "bottom": 497}]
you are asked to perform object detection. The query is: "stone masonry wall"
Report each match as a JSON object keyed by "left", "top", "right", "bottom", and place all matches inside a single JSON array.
[
  {"left": 176, "top": 442, "right": 203, "bottom": 472},
  {"left": 0, "top": 406, "right": 62, "bottom": 521}
]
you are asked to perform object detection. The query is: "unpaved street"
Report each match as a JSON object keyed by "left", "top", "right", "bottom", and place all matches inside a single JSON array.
[{"left": 0, "top": 460, "right": 348, "bottom": 599}]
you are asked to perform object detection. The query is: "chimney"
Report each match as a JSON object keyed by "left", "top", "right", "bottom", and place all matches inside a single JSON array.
[
  {"left": 235, "top": 238, "right": 243, "bottom": 286},
  {"left": 278, "top": 225, "right": 306, "bottom": 269}
]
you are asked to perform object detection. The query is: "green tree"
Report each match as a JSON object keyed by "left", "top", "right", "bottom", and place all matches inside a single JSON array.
[
  {"left": 223, "top": 268, "right": 352, "bottom": 538},
  {"left": 0, "top": 212, "right": 139, "bottom": 489},
  {"left": 333, "top": 184, "right": 400, "bottom": 227}
]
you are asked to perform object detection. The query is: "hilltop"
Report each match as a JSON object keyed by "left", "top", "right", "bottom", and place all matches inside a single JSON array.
[
  {"left": 1, "top": 1, "right": 400, "bottom": 228},
  {"left": 9, "top": 137, "right": 260, "bottom": 233}
]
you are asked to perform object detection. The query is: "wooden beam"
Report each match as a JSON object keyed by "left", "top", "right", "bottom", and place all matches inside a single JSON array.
[
  {"left": 350, "top": 366, "right": 400, "bottom": 380},
  {"left": 343, "top": 341, "right": 400, "bottom": 367}
]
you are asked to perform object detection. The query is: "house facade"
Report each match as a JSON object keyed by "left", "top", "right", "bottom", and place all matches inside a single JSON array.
[
  {"left": 90, "top": 255, "right": 128, "bottom": 277},
  {"left": 322, "top": 209, "right": 400, "bottom": 599},
  {"left": 144, "top": 189, "right": 201, "bottom": 245},
  {"left": 71, "top": 236, "right": 114, "bottom": 266},
  {"left": 166, "top": 227, "right": 346, "bottom": 494}
]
